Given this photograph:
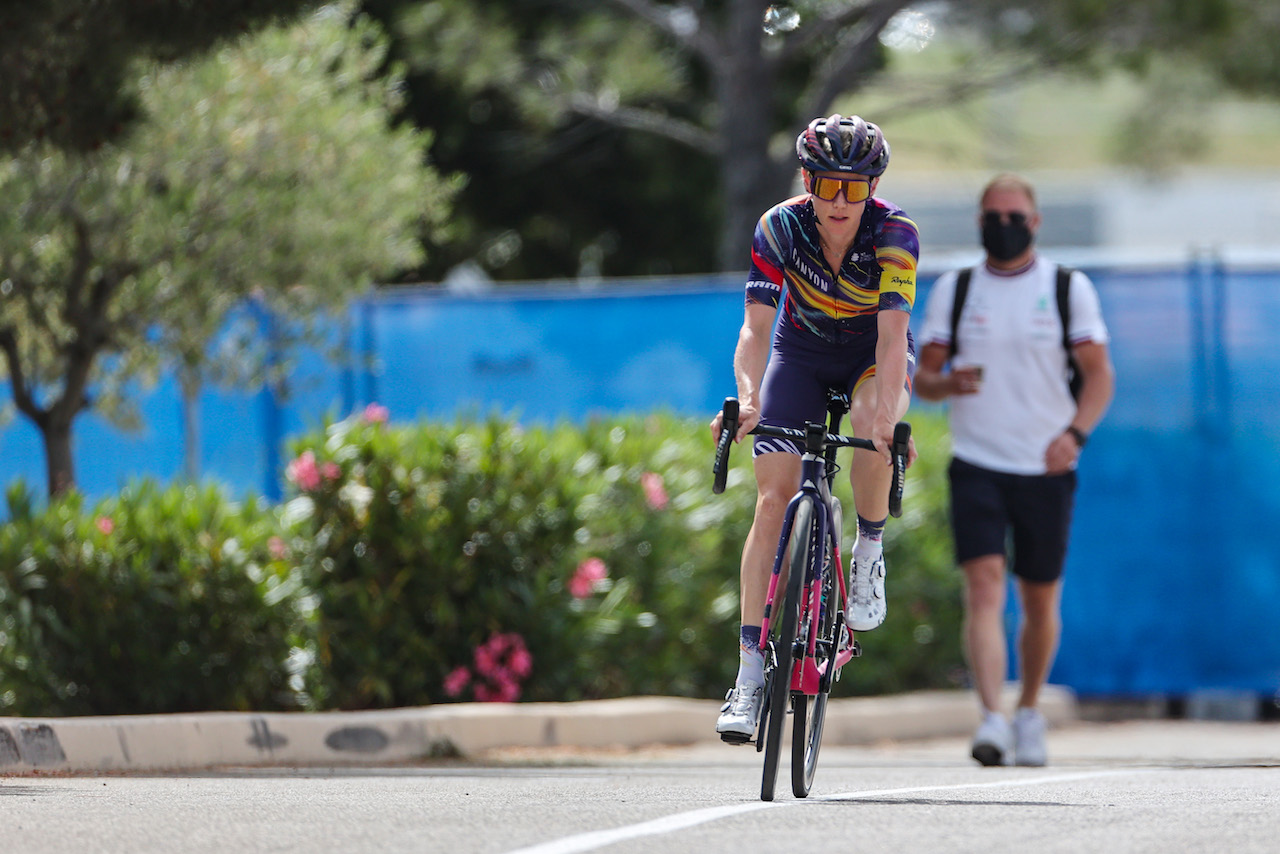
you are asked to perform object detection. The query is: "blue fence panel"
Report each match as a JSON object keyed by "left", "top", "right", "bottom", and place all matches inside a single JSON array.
[{"left": 2, "top": 263, "right": 1278, "bottom": 699}]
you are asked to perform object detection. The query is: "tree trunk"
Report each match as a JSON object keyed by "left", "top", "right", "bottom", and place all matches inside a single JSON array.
[
  {"left": 179, "top": 366, "right": 202, "bottom": 482},
  {"left": 41, "top": 417, "right": 76, "bottom": 498},
  {"left": 714, "top": 3, "right": 797, "bottom": 272}
]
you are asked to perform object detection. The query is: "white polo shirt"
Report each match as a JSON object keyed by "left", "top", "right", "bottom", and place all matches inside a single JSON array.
[{"left": 918, "top": 256, "right": 1109, "bottom": 475}]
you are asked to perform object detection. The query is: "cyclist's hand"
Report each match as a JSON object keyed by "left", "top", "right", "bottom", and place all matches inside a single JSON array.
[
  {"left": 711, "top": 403, "right": 760, "bottom": 444},
  {"left": 735, "top": 405, "right": 761, "bottom": 442},
  {"left": 907, "top": 435, "right": 918, "bottom": 468},
  {"left": 872, "top": 419, "right": 895, "bottom": 466}
]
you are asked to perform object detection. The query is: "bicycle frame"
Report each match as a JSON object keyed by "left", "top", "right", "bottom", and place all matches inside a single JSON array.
[{"left": 758, "top": 424, "right": 856, "bottom": 697}]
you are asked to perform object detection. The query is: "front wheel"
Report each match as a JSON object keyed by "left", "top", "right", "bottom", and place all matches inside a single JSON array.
[
  {"left": 791, "top": 691, "right": 829, "bottom": 797},
  {"left": 792, "top": 511, "right": 835, "bottom": 798},
  {"left": 760, "top": 496, "right": 813, "bottom": 802}
]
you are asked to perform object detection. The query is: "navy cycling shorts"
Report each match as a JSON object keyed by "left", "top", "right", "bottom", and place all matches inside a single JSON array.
[
  {"left": 753, "top": 331, "right": 916, "bottom": 457},
  {"left": 948, "top": 457, "right": 1077, "bottom": 583}
]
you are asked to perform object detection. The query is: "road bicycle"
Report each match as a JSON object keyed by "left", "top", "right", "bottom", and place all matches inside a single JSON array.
[{"left": 712, "top": 392, "right": 910, "bottom": 801}]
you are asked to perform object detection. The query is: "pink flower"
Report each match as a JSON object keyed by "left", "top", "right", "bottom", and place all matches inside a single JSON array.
[
  {"left": 286, "top": 450, "right": 321, "bottom": 491},
  {"left": 362, "top": 403, "right": 389, "bottom": 424},
  {"left": 568, "top": 557, "right": 608, "bottom": 599},
  {"left": 508, "top": 646, "right": 533, "bottom": 679},
  {"left": 268, "top": 536, "right": 288, "bottom": 559},
  {"left": 95, "top": 516, "right": 114, "bottom": 535},
  {"left": 321, "top": 461, "right": 341, "bottom": 481},
  {"left": 641, "top": 472, "right": 668, "bottom": 510},
  {"left": 474, "top": 643, "right": 499, "bottom": 677},
  {"left": 443, "top": 666, "right": 471, "bottom": 698}
]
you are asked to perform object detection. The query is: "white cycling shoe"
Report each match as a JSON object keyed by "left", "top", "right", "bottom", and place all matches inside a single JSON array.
[
  {"left": 715, "top": 680, "right": 764, "bottom": 743},
  {"left": 845, "top": 552, "right": 887, "bottom": 631}
]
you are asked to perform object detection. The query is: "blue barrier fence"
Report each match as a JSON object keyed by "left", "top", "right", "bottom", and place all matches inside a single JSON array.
[{"left": 2, "top": 259, "right": 1278, "bottom": 699}]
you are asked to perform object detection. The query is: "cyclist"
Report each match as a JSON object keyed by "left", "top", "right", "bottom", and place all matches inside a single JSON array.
[{"left": 712, "top": 114, "right": 919, "bottom": 739}]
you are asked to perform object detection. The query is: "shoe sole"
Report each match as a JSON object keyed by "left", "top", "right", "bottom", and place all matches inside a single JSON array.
[{"left": 971, "top": 743, "right": 1006, "bottom": 767}]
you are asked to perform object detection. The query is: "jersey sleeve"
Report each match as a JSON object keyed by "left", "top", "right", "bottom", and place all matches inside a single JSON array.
[
  {"left": 1068, "top": 270, "right": 1110, "bottom": 346},
  {"left": 918, "top": 269, "right": 958, "bottom": 350},
  {"left": 875, "top": 211, "right": 920, "bottom": 313},
  {"left": 745, "top": 207, "right": 788, "bottom": 309}
]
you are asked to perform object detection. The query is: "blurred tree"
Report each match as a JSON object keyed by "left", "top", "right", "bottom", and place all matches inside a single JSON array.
[
  {"left": 954, "top": 0, "right": 1280, "bottom": 94},
  {"left": 948, "top": 0, "right": 1280, "bottom": 173},
  {"left": 365, "top": 0, "right": 911, "bottom": 278},
  {"left": 0, "top": 6, "right": 458, "bottom": 497},
  {"left": 370, "top": 0, "right": 1280, "bottom": 280},
  {"left": 0, "top": 0, "right": 318, "bottom": 152}
]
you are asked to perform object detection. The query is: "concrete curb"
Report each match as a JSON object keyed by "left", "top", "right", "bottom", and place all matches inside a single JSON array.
[{"left": 0, "top": 685, "right": 1076, "bottom": 774}]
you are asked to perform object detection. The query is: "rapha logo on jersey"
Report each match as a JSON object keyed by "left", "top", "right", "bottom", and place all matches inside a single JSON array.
[{"left": 889, "top": 275, "right": 912, "bottom": 288}]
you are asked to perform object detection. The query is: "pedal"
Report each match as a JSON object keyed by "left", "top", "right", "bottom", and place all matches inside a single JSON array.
[{"left": 719, "top": 731, "right": 754, "bottom": 746}]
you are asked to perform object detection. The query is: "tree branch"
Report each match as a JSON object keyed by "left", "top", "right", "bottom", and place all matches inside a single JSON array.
[
  {"left": 599, "top": 0, "right": 722, "bottom": 63},
  {"left": 0, "top": 325, "right": 46, "bottom": 427},
  {"left": 565, "top": 92, "right": 719, "bottom": 152},
  {"left": 779, "top": 0, "right": 894, "bottom": 61},
  {"left": 798, "top": 0, "right": 915, "bottom": 121}
]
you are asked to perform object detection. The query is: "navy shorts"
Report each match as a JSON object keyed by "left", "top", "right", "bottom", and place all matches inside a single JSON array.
[
  {"left": 754, "top": 331, "right": 916, "bottom": 457},
  {"left": 948, "top": 457, "right": 1076, "bottom": 583}
]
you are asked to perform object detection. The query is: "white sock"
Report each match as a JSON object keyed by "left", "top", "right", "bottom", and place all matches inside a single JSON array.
[{"left": 736, "top": 645, "right": 764, "bottom": 686}]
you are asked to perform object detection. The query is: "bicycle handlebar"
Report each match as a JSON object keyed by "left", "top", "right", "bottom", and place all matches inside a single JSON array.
[
  {"left": 712, "top": 398, "right": 739, "bottom": 495},
  {"left": 711, "top": 396, "right": 911, "bottom": 517}
]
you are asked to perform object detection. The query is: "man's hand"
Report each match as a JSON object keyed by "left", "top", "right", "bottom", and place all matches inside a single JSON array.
[
  {"left": 1044, "top": 431, "right": 1081, "bottom": 475},
  {"left": 950, "top": 365, "right": 984, "bottom": 396}
]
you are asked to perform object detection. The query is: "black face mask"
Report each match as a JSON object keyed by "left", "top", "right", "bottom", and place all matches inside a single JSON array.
[{"left": 981, "top": 212, "right": 1033, "bottom": 261}]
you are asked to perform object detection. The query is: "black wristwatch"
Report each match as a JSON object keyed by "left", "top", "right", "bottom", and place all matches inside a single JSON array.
[{"left": 1066, "top": 426, "right": 1088, "bottom": 448}]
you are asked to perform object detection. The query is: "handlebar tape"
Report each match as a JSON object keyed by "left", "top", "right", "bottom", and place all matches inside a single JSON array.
[
  {"left": 712, "top": 397, "right": 739, "bottom": 495},
  {"left": 888, "top": 421, "right": 911, "bottom": 518}
]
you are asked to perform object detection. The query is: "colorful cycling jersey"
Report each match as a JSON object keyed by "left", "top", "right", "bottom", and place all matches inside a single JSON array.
[{"left": 746, "top": 194, "right": 919, "bottom": 345}]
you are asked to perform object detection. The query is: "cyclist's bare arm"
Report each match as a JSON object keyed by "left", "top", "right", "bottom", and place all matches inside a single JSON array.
[
  {"left": 871, "top": 308, "right": 912, "bottom": 464},
  {"left": 711, "top": 303, "right": 776, "bottom": 444}
]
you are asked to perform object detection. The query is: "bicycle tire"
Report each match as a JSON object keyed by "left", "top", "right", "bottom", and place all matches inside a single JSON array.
[
  {"left": 760, "top": 496, "right": 812, "bottom": 802},
  {"left": 792, "top": 524, "right": 835, "bottom": 797}
]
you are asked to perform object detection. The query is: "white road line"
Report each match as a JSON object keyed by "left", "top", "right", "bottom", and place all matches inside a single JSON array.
[
  {"left": 502, "top": 769, "right": 1155, "bottom": 854},
  {"left": 502, "top": 801, "right": 786, "bottom": 854}
]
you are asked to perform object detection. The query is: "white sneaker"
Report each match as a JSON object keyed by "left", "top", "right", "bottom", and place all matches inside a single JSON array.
[
  {"left": 715, "top": 680, "right": 764, "bottom": 742},
  {"left": 1013, "top": 707, "right": 1048, "bottom": 766},
  {"left": 971, "top": 712, "right": 1013, "bottom": 767},
  {"left": 845, "top": 552, "right": 886, "bottom": 631}
]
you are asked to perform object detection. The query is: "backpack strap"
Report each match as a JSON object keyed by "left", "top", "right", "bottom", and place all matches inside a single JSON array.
[
  {"left": 1056, "top": 265, "right": 1084, "bottom": 400},
  {"left": 1055, "top": 265, "right": 1073, "bottom": 352},
  {"left": 947, "top": 267, "right": 973, "bottom": 361}
]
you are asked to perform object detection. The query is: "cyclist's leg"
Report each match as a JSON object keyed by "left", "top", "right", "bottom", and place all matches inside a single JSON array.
[
  {"left": 843, "top": 367, "right": 910, "bottom": 631},
  {"left": 847, "top": 368, "right": 912, "bottom": 521},
  {"left": 740, "top": 347, "right": 827, "bottom": 631},
  {"left": 739, "top": 451, "right": 802, "bottom": 631},
  {"left": 718, "top": 350, "right": 821, "bottom": 738}
]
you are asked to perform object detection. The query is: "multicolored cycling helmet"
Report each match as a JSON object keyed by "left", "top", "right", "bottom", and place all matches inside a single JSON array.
[{"left": 795, "top": 113, "right": 890, "bottom": 176}]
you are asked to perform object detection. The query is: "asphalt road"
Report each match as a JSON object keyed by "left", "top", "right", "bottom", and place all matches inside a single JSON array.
[{"left": 3, "top": 720, "right": 1278, "bottom": 854}]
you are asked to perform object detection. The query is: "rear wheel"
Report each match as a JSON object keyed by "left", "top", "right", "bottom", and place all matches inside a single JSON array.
[{"left": 760, "top": 497, "right": 813, "bottom": 802}]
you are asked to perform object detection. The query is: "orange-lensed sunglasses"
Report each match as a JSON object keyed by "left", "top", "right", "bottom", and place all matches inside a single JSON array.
[{"left": 809, "top": 174, "right": 873, "bottom": 203}]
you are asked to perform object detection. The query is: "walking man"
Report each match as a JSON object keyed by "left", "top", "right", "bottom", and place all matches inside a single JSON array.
[{"left": 914, "top": 174, "right": 1114, "bottom": 766}]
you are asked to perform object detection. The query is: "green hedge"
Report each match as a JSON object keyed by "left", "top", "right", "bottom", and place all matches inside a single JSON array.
[
  {"left": 286, "top": 409, "right": 965, "bottom": 709},
  {"left": 0, "top": 481, "right": 306, "bottom": 716},
  {"left": 0, "top": 410, "right": 966, "bottom": 715}
]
